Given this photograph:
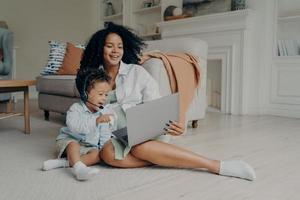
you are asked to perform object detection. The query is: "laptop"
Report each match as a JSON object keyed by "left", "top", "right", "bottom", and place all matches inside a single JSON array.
[{"left": 112, "top": 93, "right": 179, "bottom": 147}]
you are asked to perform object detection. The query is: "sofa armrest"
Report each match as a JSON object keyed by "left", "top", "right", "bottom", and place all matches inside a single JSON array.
[
  {"left": 142, "top": 58, "right": 171, "bottom": 96},
  {"left": 143, "top": 38, "right": 208, "bottom": 122}
]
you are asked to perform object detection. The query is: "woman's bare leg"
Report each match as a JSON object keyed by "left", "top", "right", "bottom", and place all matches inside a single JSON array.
[
  {"left": 100, "top": 140, "right": 256, "bottom": 180},
  {"left": 130, "top": 140, "right": 220, "bottom": 173},
  {"left": 100, "top": 141, "right": 151, "bottom": 168}
]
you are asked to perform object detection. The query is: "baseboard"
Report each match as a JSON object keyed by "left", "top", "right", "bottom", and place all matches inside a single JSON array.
[
  {"left": 246, "top": 106, "right": 267, "bottom": 115},
  {"left": 222, "top": 105, "right": 300, "bottom": 118},
  {"left": 267, "top": 107, "right": 300, "bottom": 118}
]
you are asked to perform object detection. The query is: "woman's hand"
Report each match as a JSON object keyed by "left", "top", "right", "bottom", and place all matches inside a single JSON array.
[{"left": 164, "top": 120, "right": 185, "bottom": 136}]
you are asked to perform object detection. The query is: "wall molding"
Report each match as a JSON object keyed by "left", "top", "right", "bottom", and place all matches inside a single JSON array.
[
  {"left": 267, "top": 106, "right": 300, "bottom": 118},
  {"left": 208, "top": 46, "right": 232, "bottom": 113},
  {"left": 271, "top": 61, "right": 300, "bottom": 105},
  {"left": 158, "top": 9, "right": 254, "bottom": 38}
]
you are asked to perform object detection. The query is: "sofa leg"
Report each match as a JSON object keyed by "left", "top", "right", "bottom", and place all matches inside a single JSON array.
[
  {"left": 192, "top": 120, "right": 198, "bottom": 128},
  {"left": 44, "top": 110, "right": 49, "bottom": 121}
]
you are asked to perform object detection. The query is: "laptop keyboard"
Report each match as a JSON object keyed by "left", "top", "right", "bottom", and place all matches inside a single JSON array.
[{"left": 112, "top": 127, "right": 128, "bottom": 143}]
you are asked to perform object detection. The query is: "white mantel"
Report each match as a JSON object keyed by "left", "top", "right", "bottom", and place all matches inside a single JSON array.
[
  {"left": 158, "top": 9, "right": 254, "bottom": 37},
  {"left": 158, "top": 9, "right": 257, "bottom": 115}
]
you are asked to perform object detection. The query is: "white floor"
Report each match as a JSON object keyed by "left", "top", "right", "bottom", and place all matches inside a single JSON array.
[{"left": 0, "top": 100, "right": 300, "bottom": 200}]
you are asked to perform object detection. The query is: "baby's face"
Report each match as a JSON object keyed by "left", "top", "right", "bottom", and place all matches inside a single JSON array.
[{"left": 86, "top": 81, "right": 111, "bottom": 112}]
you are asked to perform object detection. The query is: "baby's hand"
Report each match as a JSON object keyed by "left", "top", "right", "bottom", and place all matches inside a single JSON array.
[{"left": 96, "top": 114, "right": 114, "bottom": 124}]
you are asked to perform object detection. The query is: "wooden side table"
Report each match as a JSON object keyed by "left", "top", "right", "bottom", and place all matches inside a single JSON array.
[{"left": 0, "top": 80, "right": 36, "bottom": 134}]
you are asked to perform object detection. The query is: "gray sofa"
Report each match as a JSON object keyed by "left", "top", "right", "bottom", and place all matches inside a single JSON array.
[{"left": 36, "top": 38, "right": 207, "bottom": 127}]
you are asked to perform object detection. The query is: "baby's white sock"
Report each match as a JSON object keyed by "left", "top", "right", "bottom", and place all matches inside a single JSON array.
[
  {"left": 72, "top": 161, "right": 99, "bottom": 181},
  {"left": 219, "top": 160, "right": 256, "bottom": 181},
  {"left": 43, "top": 159, "right": 69, "bottom": 171}
]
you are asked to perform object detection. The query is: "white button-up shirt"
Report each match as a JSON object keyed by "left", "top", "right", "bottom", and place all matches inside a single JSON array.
[{"left": 102, "top": 61, "right": 161, "bottom": 111}]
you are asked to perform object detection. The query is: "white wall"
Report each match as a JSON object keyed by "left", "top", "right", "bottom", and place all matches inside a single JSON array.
[
  {"left": 278, "top": 0, "right": 300, "bottom": 16},
  {"left": 0, "top": 0, "right": 99, "bottom": 97},
  {"left": 277, "top": 0, "right": 300, "bottom": 41},
  {"left": 247, "top": 0, "right": 300, "bottom": 118}
]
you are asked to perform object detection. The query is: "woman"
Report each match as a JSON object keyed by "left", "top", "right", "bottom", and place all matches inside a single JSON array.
[{"left": 80, "top": 22, "right": 256, "bottom": 181}]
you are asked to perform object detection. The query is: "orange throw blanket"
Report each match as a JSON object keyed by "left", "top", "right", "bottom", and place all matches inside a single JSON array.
[{"left": 141, "top": 52, "right": 200, "bottom": 123}]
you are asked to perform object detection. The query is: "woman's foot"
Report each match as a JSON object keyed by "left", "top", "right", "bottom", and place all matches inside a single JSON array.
[{"left": 219, "top": 160, "right": 256, "bottom": 181}]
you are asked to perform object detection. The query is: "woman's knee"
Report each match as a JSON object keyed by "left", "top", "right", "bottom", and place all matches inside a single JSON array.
[
  {"left": 100, "top": 141, "right": 141, "bottom": 168},
  {"left": 100, "top": 141, "right": 115, "bottom": 164},
  {"left": 100, "top": 141, "right": 124, "bottom": 167},
  {"left": 131, "top": 140, "right": 156, "bottom": 158}
]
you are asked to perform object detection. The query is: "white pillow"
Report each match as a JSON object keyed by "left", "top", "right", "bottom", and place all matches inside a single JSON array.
[
  {"left": 40, "top": 41, "right": 85, "bottom": 75},
  {"left": 40, "top": 41, "right": 66, "bottom": 75}
]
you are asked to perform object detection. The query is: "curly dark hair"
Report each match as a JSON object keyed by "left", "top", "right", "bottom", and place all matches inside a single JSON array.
[
  {"left": 80, "top": 22, "right": 146, "bottom": 70},
  {"left": 76, "top": 67, "right": 111, "bottom": 102}
]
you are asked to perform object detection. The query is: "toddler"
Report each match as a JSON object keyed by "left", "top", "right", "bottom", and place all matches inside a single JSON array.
[{"left": 43, "top": 68, "right": 115, "bottom": 181}]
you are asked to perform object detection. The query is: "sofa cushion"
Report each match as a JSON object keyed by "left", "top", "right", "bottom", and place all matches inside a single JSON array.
[{"left": 36, "top": 75, "right": 79, "bottom": 97}]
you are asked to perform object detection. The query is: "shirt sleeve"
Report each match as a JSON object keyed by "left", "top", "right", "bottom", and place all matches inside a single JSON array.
[
  {"left": 66, "top": 103, "right": 98, "bottom": 135},
  {"left": 101, "top": 105, "right": 118, "bottom": 131},
  {"left": 98, "top": 123, "right": 112, "bottom": 148},
  {"left": 97, "top": 106, "right": 114, "bottom": 148}
]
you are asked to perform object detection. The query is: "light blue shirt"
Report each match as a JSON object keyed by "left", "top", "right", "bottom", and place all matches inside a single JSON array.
[{"left": 56, "top": 101, "right": 116, "bottom": 149}]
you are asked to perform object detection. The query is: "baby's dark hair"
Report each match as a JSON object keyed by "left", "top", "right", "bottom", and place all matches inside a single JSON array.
[
  {"left": 80, "top": 22, "right": 146, "bottom": 70},
  {"left": 76, "top": 68, "right": 111, "bottom": 102}
]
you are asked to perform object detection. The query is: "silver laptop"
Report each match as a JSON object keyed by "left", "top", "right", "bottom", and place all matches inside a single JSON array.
[{"left": 112, "top": 93, "right": 179, "bottom": 147}]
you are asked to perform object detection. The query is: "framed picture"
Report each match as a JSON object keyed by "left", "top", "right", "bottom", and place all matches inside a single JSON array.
[{"left": 183, "top": 0, "right": 232, "bottom": 17}]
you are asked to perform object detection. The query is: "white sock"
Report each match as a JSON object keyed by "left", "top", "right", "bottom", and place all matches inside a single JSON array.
[
  {"left": 43, "top": 159, "right": 69, "bottom": 171},
  {"left": 219, "top": 160, "right": 256, "bottom": 181},
  {"left": 72, "top": 161, "right": 99, "bottom": 181}
]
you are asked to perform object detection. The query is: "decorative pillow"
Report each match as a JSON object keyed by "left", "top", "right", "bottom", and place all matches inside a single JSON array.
[
  {"left": 41, "top": 41, "right": 85, "bottom": 75},
  {"left": 40, "top": 41, "right": 66, "bottom": 75},
  {"left": 57, "top": 42, "right": 84, "bottom": 75}
]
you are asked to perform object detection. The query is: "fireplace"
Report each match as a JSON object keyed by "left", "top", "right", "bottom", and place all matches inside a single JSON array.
[{"left": 158, "top": 9, "right": 255, "bottom": 115}]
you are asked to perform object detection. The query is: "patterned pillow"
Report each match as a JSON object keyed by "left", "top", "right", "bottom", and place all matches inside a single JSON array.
[
  {"left": 41, "top": 41, "right": 85, "bottom": 75},
  {"left": 40, "top": 41, "right": 66, "bottom": 75}
]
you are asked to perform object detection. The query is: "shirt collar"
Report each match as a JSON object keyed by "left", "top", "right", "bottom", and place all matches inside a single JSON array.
[
  {"left": 80, "top": 101, "right": 101, "bottom": 115},
  {"left": 118, "top": 61, "right": 130, "bottom": 76},
  {"left": 99, "top": 61, "right": 130, "bottom": 76},
  {"left": 81, "top": 101, "right": 91, "bottom": 113}
]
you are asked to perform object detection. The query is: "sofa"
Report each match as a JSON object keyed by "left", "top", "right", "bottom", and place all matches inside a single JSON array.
[
  {"left": 0, "top": 24, "right": 13, "bottom": 102},
  {"left": 36, "top": 38, "right": 207, "bottom": 128}
]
